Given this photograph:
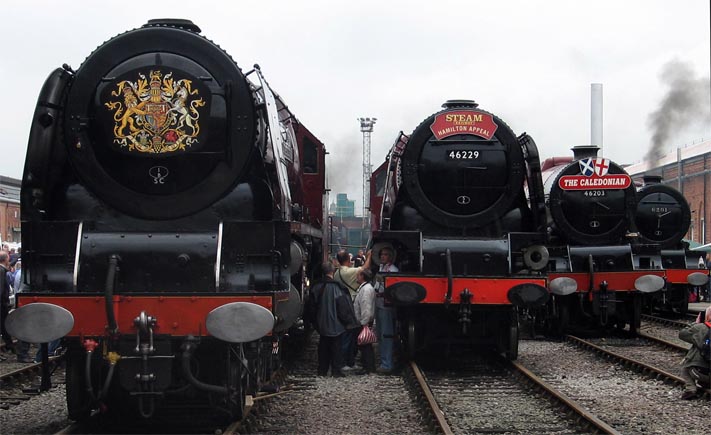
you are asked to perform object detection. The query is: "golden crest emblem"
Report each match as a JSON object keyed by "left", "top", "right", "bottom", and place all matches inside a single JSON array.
[{"left": 104, "top": 70, "right": 206, "bottom": 153}]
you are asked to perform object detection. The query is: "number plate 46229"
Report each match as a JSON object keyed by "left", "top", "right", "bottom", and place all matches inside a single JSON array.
[{"left": 447, "top": 150, "right": 480, "bottom": 160}]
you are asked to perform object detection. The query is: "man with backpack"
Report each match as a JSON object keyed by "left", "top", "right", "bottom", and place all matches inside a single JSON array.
[
  {"left": 307, "top": 262, "right": 360, "bottom": 377},
  {"left": 679, "top": 306, "right": 711, "bottom": 399}
]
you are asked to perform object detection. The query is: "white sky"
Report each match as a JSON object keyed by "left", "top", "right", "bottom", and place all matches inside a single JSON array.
[{"left": 2, "top": 0, "right": 710, "bottom": 214}]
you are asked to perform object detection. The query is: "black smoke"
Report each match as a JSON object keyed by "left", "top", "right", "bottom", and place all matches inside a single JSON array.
[{"left": 646, "top": 60, "right": 710, "bottom": 162}]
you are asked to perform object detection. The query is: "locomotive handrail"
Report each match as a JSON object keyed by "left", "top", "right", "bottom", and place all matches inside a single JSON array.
[
  {"left": 216, "top": 221, "right": 223, "bottom": 291},
  {"left": 73, "top": 221, "right": 83, "bottom": 291}
]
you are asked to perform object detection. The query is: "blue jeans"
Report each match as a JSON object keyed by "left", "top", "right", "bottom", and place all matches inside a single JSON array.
[
  {"left": 340, "top": 329, "right": 357, "bottom": 367},
  {"left": 375, "top": 303, "right": 395, "bottom": 370},
  {"left": 34, "top": 339, "right": 61, "bottom": 362}
]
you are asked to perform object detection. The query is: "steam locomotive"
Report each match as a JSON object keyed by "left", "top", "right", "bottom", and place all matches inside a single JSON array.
[
  {"left": 635, "top": 175, "right": 708, "bottom": 315},
  {"left": 541, "top": 146, "right": 707, "bottom": 332},
  {"left": 369, "top": 100, "right": 549, "bottom": 360},
  {"left": 6, "top": 19, "right": 327, "bottom": 422}
]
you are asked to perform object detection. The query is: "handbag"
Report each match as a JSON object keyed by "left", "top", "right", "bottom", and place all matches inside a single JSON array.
[{"left": 357, "top": 325, "right": 377, "bottom": 345}]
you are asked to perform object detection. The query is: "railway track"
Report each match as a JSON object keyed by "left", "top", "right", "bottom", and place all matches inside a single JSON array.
[
  {"left": 1, "top": 355, "right": 65, "bottom": 411},
  {"left": 565, "top": 335, "right": 709, "bottom": 399},
  {"left": 405, "top": 355, "right": 619, "bottom": 434},
  {"left": 642, "top": 314, "right": 692, "bottom": 329}
]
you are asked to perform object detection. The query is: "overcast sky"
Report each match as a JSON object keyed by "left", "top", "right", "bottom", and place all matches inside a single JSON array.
[{"left": 2, "top": 0, "right": 710, "bottom": 214}]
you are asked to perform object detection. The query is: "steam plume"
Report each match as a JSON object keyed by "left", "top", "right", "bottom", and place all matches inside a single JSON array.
[{"left": 646, "top": 59, "right": 710, "bottom": 162}]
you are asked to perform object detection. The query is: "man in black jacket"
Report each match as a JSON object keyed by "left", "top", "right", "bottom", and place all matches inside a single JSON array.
[{"left": 309, "top": 262, "right": 359, "bottom": 377}]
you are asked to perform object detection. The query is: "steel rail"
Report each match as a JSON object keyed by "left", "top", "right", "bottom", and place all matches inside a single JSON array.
[
  {"left": 408, "top": 361, "right": 454, "bottom": 435},
  {"left": 637, "top": 331, "right": 689, "bottom": 352},
  {"left": 510, "top": 360, "right": 622, "bottom": 435},
  {"left": 641, "top": 314, "right": 691, "bottom": 329},
  {"left": 566, "top": 334, "right": 710, "bottom": 400},
  {"left": 566, "top": 335, "right": 685, "bottom": 384},
  {"left": 0, "top": 355, "right": 62, "bottom": 384}
]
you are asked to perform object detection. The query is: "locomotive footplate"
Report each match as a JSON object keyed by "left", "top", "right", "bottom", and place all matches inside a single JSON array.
[
  {"left": 548, "top": 271, "right": 666, "bottom": 295},
  {"left": 384, "top": 276, "right": 547, "bottom": 306},
  {"left": 15, "top": 294, "right": 274, "bottom": 337}
]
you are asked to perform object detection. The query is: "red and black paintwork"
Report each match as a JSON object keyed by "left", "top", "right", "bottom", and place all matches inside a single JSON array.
[
  {"left": 369, "top": 101, "right": 549, "bottom": 361},
  {"left": 540, "top": 147, "right": 706, "bottom": 333},
  {"left": 11, "top": 19, "right": 327, "bottom": 424}
]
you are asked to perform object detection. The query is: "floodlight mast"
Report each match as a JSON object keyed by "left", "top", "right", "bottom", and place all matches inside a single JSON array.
[{"left": 358, "top": 117, "right": 376, "bottom": 234}]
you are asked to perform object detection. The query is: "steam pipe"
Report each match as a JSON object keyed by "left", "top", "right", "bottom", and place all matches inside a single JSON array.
[
  {"left": 99, "top": 361, "right": 117, "bottom": 400},
  {"left": 81, "top": 340, "right": 100, "bottom": 402},
  {"left": 445, "top": 249, "right": 453, "bottom": 306},
  {"left": 181, "top": 337, "right": 228, "bottom": 395}
]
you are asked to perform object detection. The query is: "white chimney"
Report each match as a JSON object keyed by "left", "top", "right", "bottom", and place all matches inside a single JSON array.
[{"left": 591, "top": 83, "right": 603, "bottom": 155}]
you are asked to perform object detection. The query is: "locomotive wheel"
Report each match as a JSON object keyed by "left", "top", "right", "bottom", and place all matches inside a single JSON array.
[
  {"left": 66, "top": 347, "right": 92, "bottom": 421},
  {"left": 553, "top": 300, "right": 570, "bottom": 336},
  {"left": 628, "top": 294, "right": 642, "bottom": 335},
  {"left": 227, "top": 345, "right": 248, "bottom": 421},
  {"left": 406, "top": 316, "right": 418, "bottom": 360},
  {"left": 677, "top": 286, "right": 690, "bottom": 315},
  {"left": 504, "top": 311, "right": 519, "bottom": 361}
]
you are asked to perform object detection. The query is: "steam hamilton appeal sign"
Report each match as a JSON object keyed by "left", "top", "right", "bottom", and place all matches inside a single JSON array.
[
  {"left": 558, "top": 158, "right": 632, "bottom": 190},
  {"left": 430, "top": 110, "right": 498, "bottom": 140}
]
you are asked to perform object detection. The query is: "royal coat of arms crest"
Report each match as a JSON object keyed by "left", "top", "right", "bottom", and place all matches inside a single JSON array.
[{"left": 104, "top": 70, "right": 205, "bottom": 153}]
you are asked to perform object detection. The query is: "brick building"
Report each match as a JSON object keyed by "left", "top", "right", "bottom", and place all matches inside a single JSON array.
[
  {"left": 0, "top": 175, "right": 21, "bottom": 244},
  {"left": 625, "top": 140, "right": 711, "bottom": 245}
]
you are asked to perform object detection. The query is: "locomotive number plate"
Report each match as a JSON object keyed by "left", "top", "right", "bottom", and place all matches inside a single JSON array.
[
  {"left": 582, "top": 190, "right": 606, "bottom": 197},
  {"left": 446, "top": 150, "right": 480, "bottom": 160}
]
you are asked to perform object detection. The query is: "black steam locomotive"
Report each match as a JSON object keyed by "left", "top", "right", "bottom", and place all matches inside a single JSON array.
[
  {"left": 541, "top": 146, "right": 706, "bottom": 332},
  {"left": 370, "top": 100, "right": 549, "bottom": 360},
  {"left": 635, "top": 175, "right": 707, "bottom": 315},
  {"left": 7, "top": 19, "right": 327, "bottom": 423}
]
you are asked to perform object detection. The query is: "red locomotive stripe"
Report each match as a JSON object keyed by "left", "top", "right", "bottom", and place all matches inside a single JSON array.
[
  {"left": 384, "top": 276, "right": 546, "bottom": 304},
  {"left": 17, "top": 295, "right": 274, "bottom": 337},
  {"left": 549, "top": 271, "right": 665, "bottom": 291},
  {"left": 665, "top": 268, "right": 708, "bottom": 284}
]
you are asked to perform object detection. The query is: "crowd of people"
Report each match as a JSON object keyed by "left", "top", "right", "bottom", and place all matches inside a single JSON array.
[
  {"left": 0, "top": 245, "right": 61, "bottom": 363},
  {"left": 307, "top": 246, "right": 399, "bottom": 376}
]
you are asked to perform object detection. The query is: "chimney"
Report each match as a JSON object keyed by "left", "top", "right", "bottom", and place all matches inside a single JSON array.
[
  {"left": 591, "top": 83, "right": 603, "bottom": 155},
  {"left": 572, "top": 145, "right": 600, "bottom": 159},
  {"left": 642, "top": 175, "right": 663, "bottom": 186}
]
